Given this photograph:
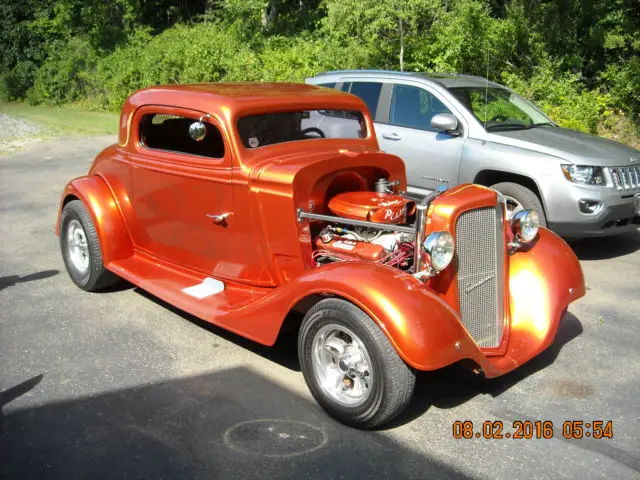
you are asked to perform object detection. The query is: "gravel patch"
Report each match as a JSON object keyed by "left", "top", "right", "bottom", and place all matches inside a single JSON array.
[
  {"left": 0, "top": 113, "right": 44, "bottom": 138},
  {"left": 0, "top": 113, "right": 48, "bottom": 157}
]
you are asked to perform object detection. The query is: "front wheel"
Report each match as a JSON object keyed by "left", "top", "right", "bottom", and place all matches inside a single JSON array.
[
  {"left": 298, "top": 298, "right": 415, "bottom": 429},
  {"left": 491, "top": 181, "right": 547, "bottom": 227}
]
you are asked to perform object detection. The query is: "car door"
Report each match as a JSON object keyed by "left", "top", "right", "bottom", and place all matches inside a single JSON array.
[
  {"left": 127, "top": 106, "right": 243, "bottom": 280},
  {"left": 375, "top": 83, "right": 465, "bottom": 196}
]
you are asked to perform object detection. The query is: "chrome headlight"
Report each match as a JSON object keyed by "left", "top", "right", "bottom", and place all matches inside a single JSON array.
[
  {"left": 511, "top": 209, "right": 539, "bottom": 243},
  {"left": 561, "top": 164, "right": 605, "bottom": 185},
  {"left": 422, "top": 231, "right": 454, "bottom": 271}
]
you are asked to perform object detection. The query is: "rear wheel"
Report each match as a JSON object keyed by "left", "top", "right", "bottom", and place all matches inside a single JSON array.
[
  {"left": 491, "top": 181, "right": 547, "bottom": 227},
  {"left": 60, "top": 200, "right": 118, "bottom": 291},
  {"left": 298, "top": 298, "right": 415, "bottom": 429}
]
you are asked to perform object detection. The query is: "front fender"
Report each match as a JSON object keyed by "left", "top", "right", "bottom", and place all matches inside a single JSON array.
[
  {"left": 223, "top": 230, "right": 584, "bottom": 378},
  {"left": 56, "top": 175, "right": 133, "bottom": 266},
  {"left": 216, "top": 261, "right": 478, "bottom": 371},
  {"left": 498, "top": 228, "right": 585, "bottom": 371}
]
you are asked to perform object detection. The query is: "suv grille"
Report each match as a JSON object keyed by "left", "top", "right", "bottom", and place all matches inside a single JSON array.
[
  {"left": 610, "top": 166, "right": 640, "bottom": 191},
  {"left": 455, "top": 206, "right": 505, "bottom": 348}
]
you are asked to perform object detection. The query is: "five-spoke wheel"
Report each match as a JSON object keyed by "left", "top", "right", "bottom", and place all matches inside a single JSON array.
[
  {"left": 299, "top": 298, "right": 415, "bottom": 428},
  {"left": 312, "top": 324, "right": 374, "bottom": 407},
  {"left": 60, "top": 200, "right": 118, "bottom": 291}
]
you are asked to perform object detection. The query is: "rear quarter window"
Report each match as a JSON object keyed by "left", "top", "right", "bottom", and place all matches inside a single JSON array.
[{"left": 139, "top": 114, "right": 225, "bottom": 158}]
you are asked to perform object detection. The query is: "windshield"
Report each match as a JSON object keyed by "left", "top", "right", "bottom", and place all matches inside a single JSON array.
[
  {"left": 237, "top": 110, "right": 367, "bottom": 148},
  {"left": 448, "top": 87, "right": 553, "bottom": 131}
]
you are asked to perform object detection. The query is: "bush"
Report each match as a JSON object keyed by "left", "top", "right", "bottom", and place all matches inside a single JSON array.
[
  {"left": 88, "top": 23, "right": 261, "bottom": 110},
  {"left": 87, "top": 23, "right": 375, "bottom": 110},
  {"left": 28, "top": 38, "right": 98, "bottom": 105},
  {"left": 258, "top": 35, "right": 374, "bottom": 82},
  {"left": 602, "top": 58, "right": 640, "bottom": 128},
  {"left": 0, "top": 61, "right": 38, "bottom": 101}
]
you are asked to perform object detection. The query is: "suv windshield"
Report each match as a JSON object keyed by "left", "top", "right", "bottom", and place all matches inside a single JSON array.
[
  {"left": 448, "top": 87, "right": 553, "bottom": 131},
  {"left": 237, "top": 110, "right": 367, "bottom": 148}
]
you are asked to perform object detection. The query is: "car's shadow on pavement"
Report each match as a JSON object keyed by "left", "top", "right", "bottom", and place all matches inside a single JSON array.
[
  {"left": 134, "top": 288, "right": 302, "bottom": 371},
  {"left": 568, "top": 229, "right": 640, "bottom": 260},
  {"left": 0, "top": 367, "right": 472, "bottom": 480}
]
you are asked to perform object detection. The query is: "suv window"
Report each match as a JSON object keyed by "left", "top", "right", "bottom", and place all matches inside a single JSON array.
[
  {"left": 140, "top": 113, "right": 225, "bottom": 158},
  {"left": 317, "top": 82, "right": 336, "bottom": 89},
  {"left": 389, "top": 84, "right": 452, "bottom": 131},
  {"left": 348, "top": 82, "right": 383, "bottom": 117}
]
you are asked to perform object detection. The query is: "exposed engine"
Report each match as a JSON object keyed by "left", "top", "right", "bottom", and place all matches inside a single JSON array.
[{"left": 310, "top": 178, "right": 418, "bottom": 271}]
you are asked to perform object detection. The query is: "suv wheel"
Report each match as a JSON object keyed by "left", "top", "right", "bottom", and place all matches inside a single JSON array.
[{"left": 491, "top": 182, "right": 547, "bottom": 227}]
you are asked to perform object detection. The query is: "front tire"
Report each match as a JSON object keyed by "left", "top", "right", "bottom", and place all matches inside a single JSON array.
[
  {"left": 298, "top": 298, "right": 415, "bottom": 429},
  {"left": 491, "top": 181, "right": 547, "bottom": 227},
  {"left": 60, "top": 200, "right": 118, "bottom": 291}
]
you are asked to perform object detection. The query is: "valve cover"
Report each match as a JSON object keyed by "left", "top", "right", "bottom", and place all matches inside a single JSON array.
[{"left": 328, "top": 192, "right": 415, "bottom": 224}]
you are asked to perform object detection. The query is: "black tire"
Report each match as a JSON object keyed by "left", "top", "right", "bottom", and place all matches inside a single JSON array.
[
  {"left": 491, "top": 181, "right": 547, "bottom": 227},
  {"left": 60, "top": 200, "right": 118, "bottom": 291},
  {"left": 298, "top": 298, "right": 415, "bottom": 429}
]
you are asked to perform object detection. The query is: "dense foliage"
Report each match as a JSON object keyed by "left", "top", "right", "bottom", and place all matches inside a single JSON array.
[{"left": 1, "top": 0, "right": 638, "bottom": 144}]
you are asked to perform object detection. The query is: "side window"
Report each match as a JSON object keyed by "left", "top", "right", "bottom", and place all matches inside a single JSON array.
[
  {"left": 348, "top": 82, "right": 383, "bottom": 117},
  {"left": 389, "top": 84, "right": 452, "bottom": 131},
  {"left": 340, "top": 82, "right": 352, "bottom": 92},
  {"left": 139, "top": 113, "right": 225, "bottom": 158},
  {"left": 317, "top": 82, "right": 336, "bottom": 89}
]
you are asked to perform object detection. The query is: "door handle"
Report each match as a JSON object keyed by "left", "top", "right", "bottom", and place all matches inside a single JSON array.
[
  {"left": 382, "top": 132, "right": 402, "bottom": 141},
  {"left": 206, "top": 212, "right": 231, "bottom": 226}
]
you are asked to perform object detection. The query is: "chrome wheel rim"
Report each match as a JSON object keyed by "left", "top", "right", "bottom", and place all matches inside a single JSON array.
[
  {"left": 311, "top": 324, "right": 373, "bottom": 407},
  {"left": 503, "top": 195, "right": 524, "bottom": 220},
  {"left": 67, "top": 219, "right": 90, "bottom": 274}
]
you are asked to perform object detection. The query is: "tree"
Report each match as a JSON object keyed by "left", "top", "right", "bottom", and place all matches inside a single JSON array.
[{"left": 322, "top": 0, "right": 442, "bottom": 71}]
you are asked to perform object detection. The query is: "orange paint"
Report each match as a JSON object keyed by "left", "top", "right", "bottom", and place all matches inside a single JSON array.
[{"left": 56, "top": 83, "right": 585, "bottom": 378}]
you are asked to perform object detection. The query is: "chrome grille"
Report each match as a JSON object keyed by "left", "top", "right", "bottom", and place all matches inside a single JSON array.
[
  {"left": 455, "top": 206, "right": 504, "bottom": 347},
  {"left": 610, "top": 166, "right": 640, "bottom": 191}
]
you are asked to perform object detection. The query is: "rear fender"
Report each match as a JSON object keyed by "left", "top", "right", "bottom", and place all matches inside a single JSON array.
[{"left": 56, "top": 175, "right": 133, "bottom": 265}]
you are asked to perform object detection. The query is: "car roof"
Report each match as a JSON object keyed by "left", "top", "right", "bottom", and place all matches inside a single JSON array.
[
  {"left": 312, "top": 70, "right": 504, "bottom": 89},
  {"left": 119, "top": 82, "right": 368, "bottom": 146}
]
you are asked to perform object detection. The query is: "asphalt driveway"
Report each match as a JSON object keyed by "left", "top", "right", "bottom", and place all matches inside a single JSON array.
[{"left": 1, "top": 136, "right": 639, "bottom": 479}]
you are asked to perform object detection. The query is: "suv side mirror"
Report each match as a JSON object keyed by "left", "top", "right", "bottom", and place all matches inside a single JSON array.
[{"left": 431, "top": 113, "right": 460, "bottom": 135}]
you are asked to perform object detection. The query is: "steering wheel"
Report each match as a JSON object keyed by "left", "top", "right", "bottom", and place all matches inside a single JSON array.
[
  {"left": 489, "top": 114, "right": 509, "bottom": 123},
  {"left": 301, "top": 127, "right": 326, "bottom": 138}
]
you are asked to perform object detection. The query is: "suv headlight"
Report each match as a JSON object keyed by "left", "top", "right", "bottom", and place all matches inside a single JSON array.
[
  {"left": 423, "top": 231, "right": 454, "bottom": 271},
  {"left": 512, "top": 210, "right": 539, "bottom": 243},
  {"left": 561, "top": 164, "right": 605, "bottom": 185}
]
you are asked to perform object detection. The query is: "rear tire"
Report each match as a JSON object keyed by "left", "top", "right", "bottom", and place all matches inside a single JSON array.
[
  {"left": 60, "top": 200, "right": 118, "bottom": 291},
  {"left": 491, "top": 181, "right": 547, "bottom": 227},
  {"left": 298, "top": 298, "right": 415, "bottom": 429}
]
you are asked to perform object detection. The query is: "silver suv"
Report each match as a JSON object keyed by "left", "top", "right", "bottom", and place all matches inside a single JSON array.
[{"left": 307, "top": 70, "right": 640, "bottom": 238}]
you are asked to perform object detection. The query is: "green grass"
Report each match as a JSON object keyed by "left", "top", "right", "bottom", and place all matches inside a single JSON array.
[{"left": 0, "top": 101, "right": 118, "bottom": 136}]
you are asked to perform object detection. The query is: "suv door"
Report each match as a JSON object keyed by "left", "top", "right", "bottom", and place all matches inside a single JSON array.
[
  {"left": 375, "top": 83, "right": 465, "bottom": 196},
  {"left": 128, "top": 106, "right": 242, "bottom": 279}
]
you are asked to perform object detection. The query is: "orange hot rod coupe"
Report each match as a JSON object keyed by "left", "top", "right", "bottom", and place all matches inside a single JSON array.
[{"left": 56, "top": 83, "right": 585, "bottom": 428}]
